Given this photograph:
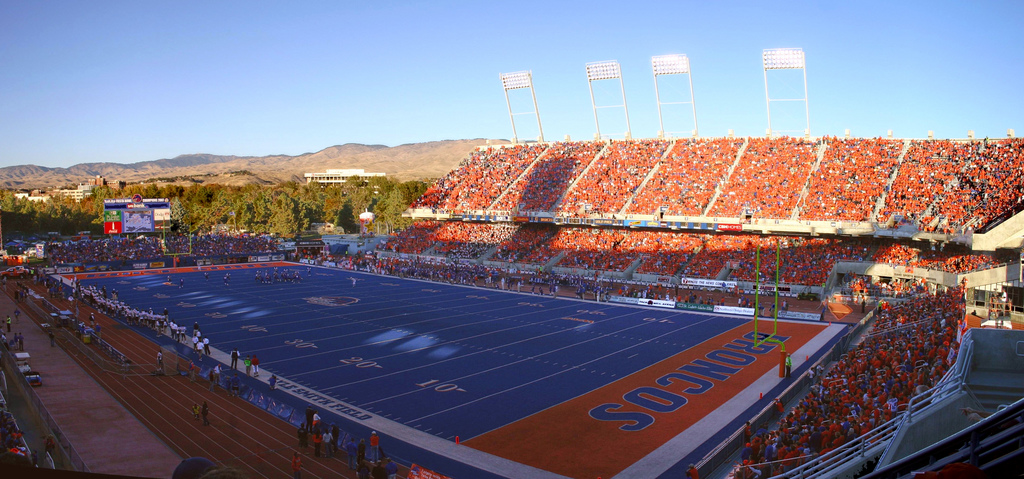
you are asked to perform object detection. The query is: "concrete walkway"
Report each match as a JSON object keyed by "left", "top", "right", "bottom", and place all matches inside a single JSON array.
[{"left": 1, "top": 281, "right": 181, "bottom": 477}]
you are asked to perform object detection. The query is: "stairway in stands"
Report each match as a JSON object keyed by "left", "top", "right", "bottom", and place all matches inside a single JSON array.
[
  {"left": 790, "top": 140, "right": 829, "bottom": 220},
  {"left": 485, "top": 143, "right": 553, "bottom": 212},
  {"left": 871, "top": 139, "right": 911, "bottom": 222},
  {"left": 549, "top": 143, "right": 610, "bottom": 213},
  {"left": 618, "top": 139, "right": 678, "bottom": 215},
  {"left": 703, "top": 137, "right": 749, "bottom": 217}
]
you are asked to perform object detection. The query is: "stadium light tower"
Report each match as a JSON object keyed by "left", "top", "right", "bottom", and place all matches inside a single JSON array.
[
  {"left": 652, "top": 54, "right": 698, "bottom": 138},
  {"left": 499, "top": 70, "right": 544, "bottom": 143},
  {"left": 585, "top": 60, "right": 631, "bottom": 140},
  {"left": 762, "top": 48, "right": 809, "bottom": 137}
]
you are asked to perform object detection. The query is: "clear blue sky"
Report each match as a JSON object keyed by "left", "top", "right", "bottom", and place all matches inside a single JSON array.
[{"left": 1, "top": 1, "right": 1021, "bottom": 168}]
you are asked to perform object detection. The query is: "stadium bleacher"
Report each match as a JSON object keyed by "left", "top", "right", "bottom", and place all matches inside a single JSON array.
[
  {"left": 491, "top": 141, "right": 604, "bottom": 212},
  {"left": 46, "top": 235, "right": 278, "bottom": 265},
  {"left": 709, "top": 137, "right": 819, "bottom": 218},
  {"left": 412, "top": 144, "right": 547, "bottom": 212},
  {"left": 627, "top": 138, "right": 744, "bottom": 217},
  {"left": 556, "top": 139, "right": 669, "bottom": 216},
  {"left": 798, "top": 137, "right": 903, "bottom": 221}
]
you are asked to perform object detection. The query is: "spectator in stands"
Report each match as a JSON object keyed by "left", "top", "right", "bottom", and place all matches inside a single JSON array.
[
  {"left": 711, "top": 137, "right": 819, "bottom": 219},
  {"left": 493, "top": 141, "right": 603, "bottom": 212},
  {"left": 799, "top": 138, "right": 903, "bottom": 221},
  {"left": 629, "top": 138, "right": 744, "bottom": 216},
  {"left": 558, "top": 139, "right": 669, "bottom": 216}
]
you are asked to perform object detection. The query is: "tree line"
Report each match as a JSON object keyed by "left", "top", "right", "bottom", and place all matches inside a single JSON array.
[{"left": 0, "top": 176, "right": 430, "bottom": 238}]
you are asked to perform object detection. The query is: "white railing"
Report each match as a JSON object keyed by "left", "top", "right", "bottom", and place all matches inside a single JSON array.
[{"left": 768, "top": 330, "right": 973, "bottom": 478}]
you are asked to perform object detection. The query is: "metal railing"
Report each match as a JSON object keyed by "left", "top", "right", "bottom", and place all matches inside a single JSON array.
[
  {"left": 767, "top": 330, "right": 973, "bottom": 478},
  {"left": 0, "top": 384, "right": 33, "bottom": 460},
  {"left": 864, "top": 396, "right": 1024, "bottom": 478},
  {"left": 0, "top": 345, "right": 89, "bottom": 472}
]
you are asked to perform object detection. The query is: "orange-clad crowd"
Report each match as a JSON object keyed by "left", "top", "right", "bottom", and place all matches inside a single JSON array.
[
  {"left": 871, "top": 243, "right": 998, "bottom": 274},
  {"left": 412, "top": 144, "right": 547, "bottom": 211},
  {"left": 710, "top": 137, "right": 819, "bottom": 218},
  {"left": 799, "top": 138, "right": 903, "bottom": 221},
  {"left": 682, "top": 234, "right": 769, "bottom": 280},
  {"left": 552, "top": 228, "right": 635, "bottom": 271},
  {"left": 625, "top": 231, "right": 704, "bottom": 275},
  {"left": 491, "top": 225, "right": 557, "bottom": 264},
  {"left": 769, "top": 238, "right": 870, "bottom": 285},
  {"left": 380, "top": 221, "right": 1011, "bottom": 283},
  {"left": 556, "top": 139, "right": 669, "bottom": 216},
  {"left": 682, "top": 235, "right": 868, "bottom": 285},
  {"left": 430, "top": 222, "right": 520, "bottom": 259},
  {"left": 409, "top": 138, "right": 1021, "bottom": 233},
  {"left": 736, "top": 289, "right": 963, "bottom": 477},
  {"left": 492, "top": 141, "right": 603, "bottom": 212},
  {"left": 627, "top": 138, "right": 744, "bottom": 217},
  {"left": 376, "top": 220, "right": 442, "bottom": 254},
  {"left": 930, "top": 138, "right": 1024, "bottom": 233},
  {"left": 877, "top": 140, "right": 970, "bottom": 228}
]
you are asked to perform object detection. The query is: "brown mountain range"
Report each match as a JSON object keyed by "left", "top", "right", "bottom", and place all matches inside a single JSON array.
[{"left": 0, "top": 139, "right": 504, "bottom": 190}]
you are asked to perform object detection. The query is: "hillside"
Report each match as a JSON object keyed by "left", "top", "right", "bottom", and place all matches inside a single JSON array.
[{"left": 0, "top": 139, "right": 505, "bottom": 190}]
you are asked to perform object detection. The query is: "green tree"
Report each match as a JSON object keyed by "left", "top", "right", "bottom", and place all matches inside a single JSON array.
[
  {"left": 335, "top": 199, "right": 358, "bottom": 234},
  {"left": 269, "top": 193, "right": 299, "bottom": 236}
]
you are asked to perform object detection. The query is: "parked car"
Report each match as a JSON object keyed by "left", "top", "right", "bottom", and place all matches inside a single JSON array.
[{"left": 1, "top": 266, "right": 28, "bottom": 277}]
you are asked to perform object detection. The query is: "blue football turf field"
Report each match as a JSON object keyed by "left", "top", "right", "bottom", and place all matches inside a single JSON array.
[{"left": 78, "top": 264, "right": 750, "bottom": 441}]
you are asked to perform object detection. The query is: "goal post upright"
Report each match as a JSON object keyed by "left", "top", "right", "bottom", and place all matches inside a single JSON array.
[{"left": 753, "top": 240, "right": 785, "bottom": 352}]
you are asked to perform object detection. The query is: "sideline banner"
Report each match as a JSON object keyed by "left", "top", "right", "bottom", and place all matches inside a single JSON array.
[
  {"left": 714, "top": 305, "right": 755, "bottom": 316},
  {"left": 636, "top": 298, "right": 676, "bottom": 309},
  {"left": 408, "top": 464, "right": 453, "bottom": 479},
  {"left": 675, "top": 302, "right": 715, "bottom": 312},
  {"left": 609, "top": 296, "right": 639, "bottom": 305},
  {"left": 680, "top": 277, "right": 737, "bottom": 289},
  {"left": 778, "top": 310, "right": 822, "bottom": 321}
]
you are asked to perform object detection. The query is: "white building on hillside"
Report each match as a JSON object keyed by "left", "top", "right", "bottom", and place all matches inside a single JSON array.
[
  {"left": 53, "top": 184, "right": 96, "bottom": 200},
  {"left": 304, "top": 169, "right": 385, "bottom": 186}
]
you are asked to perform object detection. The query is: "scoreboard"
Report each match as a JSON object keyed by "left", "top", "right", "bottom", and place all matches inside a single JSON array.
[{"left": 103, "top": 195, "right": 171, "bottom": 234}]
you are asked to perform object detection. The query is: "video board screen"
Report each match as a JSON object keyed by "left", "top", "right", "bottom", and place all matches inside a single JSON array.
[{"left": 122, "top": 210, "right": 155, "bottom": 233}]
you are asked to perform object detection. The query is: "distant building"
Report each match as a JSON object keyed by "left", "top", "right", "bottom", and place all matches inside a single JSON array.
[
  {"left": 87, "top": 175, "right": 125, "bottom": 189},
  {"left": 53, "top": 184, "right": 96, "bottom": 200},
  {"left": 14, "top": 192, "right": 48, "bottom": 202},
  {"left": 304, "top": 169, "right": 385, "bottom": 186}
]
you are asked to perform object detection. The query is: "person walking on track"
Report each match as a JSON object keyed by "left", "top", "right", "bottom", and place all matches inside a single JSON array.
[{"left": 291, "top": 452, "right": 302, "bottom": 479}]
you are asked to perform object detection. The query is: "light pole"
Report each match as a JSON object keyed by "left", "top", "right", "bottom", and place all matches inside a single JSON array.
[
  {"left": 762, "top": 48, "right": 809, "bottom": 137},
  {"left": 586, "top": 60, "right": 631, "bottom": 140},
  {"left": 500, "top": 71, "right": 545, "bottom": 143},
  {"left": 652, "top": 54, "right": 698, "bottom": 138}
]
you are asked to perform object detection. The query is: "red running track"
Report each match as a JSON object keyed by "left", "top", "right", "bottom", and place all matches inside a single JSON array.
[{"left": 21, "top": 281, "right": 410, "bottom": 479}]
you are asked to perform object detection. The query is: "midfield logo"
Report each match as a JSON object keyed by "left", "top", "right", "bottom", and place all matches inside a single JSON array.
[{"left": 303, "top": 296, "right": 359, "bottom": 307}]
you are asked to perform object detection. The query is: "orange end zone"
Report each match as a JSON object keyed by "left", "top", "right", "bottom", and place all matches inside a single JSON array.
[{"left": 466, "top": 320, "right": 826, "bottom": 479}]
